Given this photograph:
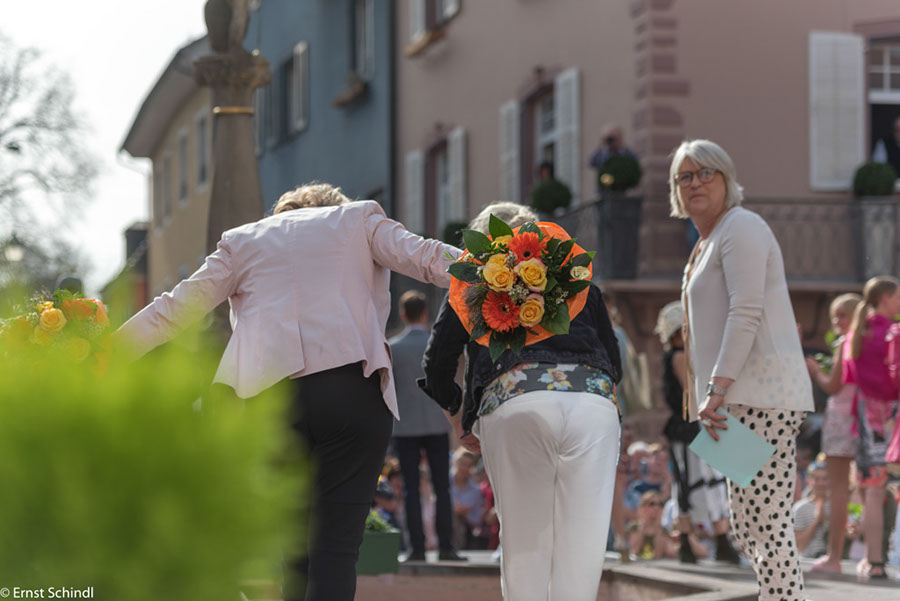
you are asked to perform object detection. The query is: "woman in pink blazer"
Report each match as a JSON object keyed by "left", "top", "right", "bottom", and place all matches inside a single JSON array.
[{"left": 117, "top": 183, "right": 457, "bottom": 601}]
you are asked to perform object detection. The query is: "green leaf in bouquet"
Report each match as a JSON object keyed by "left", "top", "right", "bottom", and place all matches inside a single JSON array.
[
  {"left": 541, "top": 302, "right": 571, "bottom": 335},
  {"left": 544, "top": 237, "right": 561, "bottom": 257},
  {"left": 447, "top": 262, "right": 482, "bottom": 284},
  {"left": 508, "top": 327, "right": 527, "bottom": 355},
  {"left": 470, "top": 320, "right": 489, "bottom": 342},
  {"left": 544, "top": 276, "right": 557, "bottom": 292},
  {"left": 568, "top": 252, "right": 594, "bottom": 268},
  {"left": 462, "top": 230, "right": 493, "bottom": 257},
  {"left": 559, "top": 279, "right": 591, "bottom": 296},
  {"left": 488, "top": 214, "right": 514, "bottom": 239},
  {"left": 554, "top": 239, "right": 576, "bottom": 262},
  {"left": 519, "top": 222, "right": 543, "bottom": 237},
  {"left": 489, "top": 333, "right": 509, "bottom": 363}
]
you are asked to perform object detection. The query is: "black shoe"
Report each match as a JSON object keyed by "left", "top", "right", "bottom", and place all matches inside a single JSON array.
[
  {"left": 403, "top": 551, "right": 426, "bottom": 563},
  {"left": 714, "top": 534, "right": 741, "bottom": 565},
  {"left": 438, "top": 549, "right": 468, "bottom": 561},
  {"left": 678, "top": 533, "right": 697, "bottom": 564}
]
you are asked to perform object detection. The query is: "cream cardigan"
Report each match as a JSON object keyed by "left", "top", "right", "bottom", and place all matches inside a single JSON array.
[{"left": 682, "top": 207, "right": 814, "bottom": 421}]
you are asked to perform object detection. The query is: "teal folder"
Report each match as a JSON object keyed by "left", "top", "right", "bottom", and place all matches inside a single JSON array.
[{"left": 688, "top": 409, "right": 776, "bottom": 488}]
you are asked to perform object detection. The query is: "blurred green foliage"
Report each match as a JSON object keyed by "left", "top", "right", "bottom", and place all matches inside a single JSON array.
[{"left": 0, "top": 338, "right": 307, "bottom": 600}]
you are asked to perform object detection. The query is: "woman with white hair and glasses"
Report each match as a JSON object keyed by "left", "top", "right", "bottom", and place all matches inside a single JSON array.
[{"left": 672, "top": 140, "right": 814, "bottom": 601}]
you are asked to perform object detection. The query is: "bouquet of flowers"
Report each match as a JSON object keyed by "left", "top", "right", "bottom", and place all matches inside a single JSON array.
[
  {"left": 0, "top": 289, "right": 111, "bottom": 373},
  {"left": 448, "top": 215, "right": 594, "bottom": 361}
]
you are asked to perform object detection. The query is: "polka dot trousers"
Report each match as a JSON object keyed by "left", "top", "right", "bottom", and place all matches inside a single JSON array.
[{"left": 727, "top": 404, "right": 806, "bottom": 601}]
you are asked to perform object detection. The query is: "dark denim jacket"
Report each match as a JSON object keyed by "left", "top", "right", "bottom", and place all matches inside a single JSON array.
[{"left": 418, "top": 284, "right": 622, "bottom": 435}]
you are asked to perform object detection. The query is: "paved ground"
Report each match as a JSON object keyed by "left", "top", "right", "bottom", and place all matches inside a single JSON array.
[{"left": 353, "top": 551, "right": 900, "bottom": 601}]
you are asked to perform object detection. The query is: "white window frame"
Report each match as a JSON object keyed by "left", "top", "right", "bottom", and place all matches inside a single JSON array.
[
  {"left": 290, "top": 42, "right": 309, "bottom": 134},
  {"left": 355, "top": 0, "right": 375, "bottom": 80},
  {"left": 194, "top": 110, "right": 210, "bottom": 192},
  {"left": 868, "top": 43, "right": 900, "bottom": 102},
  {"left": 176, "top": 129, "right": 189, "bottom": 207}
]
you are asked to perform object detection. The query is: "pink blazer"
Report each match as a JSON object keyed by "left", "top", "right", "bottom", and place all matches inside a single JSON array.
[{"left": 117, "top": 201, "right": 458, "bottom": 417}]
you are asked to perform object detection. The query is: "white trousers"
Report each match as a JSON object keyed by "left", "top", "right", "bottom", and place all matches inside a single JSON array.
[{"left": 474, "top": 391, "right": 620, "bottom": 601}]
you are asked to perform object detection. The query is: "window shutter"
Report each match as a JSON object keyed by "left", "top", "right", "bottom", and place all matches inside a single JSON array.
[
  {"left": 405, "top": 150, "right": 425, "bottom": 233},
  {"left": 447, "top": 127, "right": 467, "bottom": 224},
  {"left": 253, "top": 88, "right": 264, "bottom": 154},
  {"left": 809, "top": 32, "right": 864, "bottom": 190},
  {"left": 292, "top": 42, "right": 309, "bottom": 132},
  {"left": 499, "top": 100, "right": 521, "bottom": 202},
  {"left": 410, "top": 0, "right": 426, "bottom": 42},
  {"left": 554, "top": 67, "right": 581, "bottom": 203}
]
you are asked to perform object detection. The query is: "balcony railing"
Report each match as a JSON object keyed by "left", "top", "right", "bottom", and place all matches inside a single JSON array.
[{"left": 556, "top": 196, "right": 900, "bottom": 286}]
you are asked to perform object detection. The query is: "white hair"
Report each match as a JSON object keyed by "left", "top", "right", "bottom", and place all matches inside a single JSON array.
[
  {"left": 668, "top": 139, "right": 744, "bottom": 218},
  {"left": 467, "top": 201, "right": 538, "bottom": 235}
]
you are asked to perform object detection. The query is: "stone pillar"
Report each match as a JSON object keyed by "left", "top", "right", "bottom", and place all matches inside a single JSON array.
[{"left": 194, "top": 48, "right": 270, "bottom": 254}]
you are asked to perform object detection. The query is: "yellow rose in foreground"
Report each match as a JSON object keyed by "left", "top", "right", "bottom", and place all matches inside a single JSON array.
[
  {"left": 519, "top": 294, "right": 545, "bottom": 328},
  {"left": 32, "top": 326, "right": 53, "bottom": 346},
  {"left": 482, "top": 261, "right": 515, "bottom": 292},
  {"left": 66, "top": 337, "right": 92, "bottom": 363},
  {"left": 570, "top": 265, "right": 591, "bottom": 280},
  {"left": 515, "top": 258, "right": 547, "bottom": 292},
  {"left": 39, "top": 308, "right": 67, "bottom": 334}
]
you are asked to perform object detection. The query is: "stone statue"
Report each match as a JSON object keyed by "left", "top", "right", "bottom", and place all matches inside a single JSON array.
[{"left": 204, "top": 0, "right": 250, "bottom": 53}]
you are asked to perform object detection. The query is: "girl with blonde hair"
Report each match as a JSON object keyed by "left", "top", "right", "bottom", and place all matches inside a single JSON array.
[
  {"left": 805, "top": 293, "right": 861, "bottom": 573},
  {"left": 842, "top": 276, "right": 900, "bottom": 579}
]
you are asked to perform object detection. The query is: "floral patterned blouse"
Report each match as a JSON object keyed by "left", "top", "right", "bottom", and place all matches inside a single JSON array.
[{"left": 478, "top": 362, "right": 620, "bottom": 418}]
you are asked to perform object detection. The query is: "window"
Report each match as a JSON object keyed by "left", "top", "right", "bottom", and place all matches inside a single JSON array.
[
  {"left": 436, "top": 0, "right": 460, "bottom": 23},
  {"left": 177, "top": 130, "right": 188, "bottom": 205},
  {"left": 534, "top": 92, "right": 556, "bottom": 166},
  {"left": 868, "top": 43, "right": 900, "bottom": 96},
  {"left": 152, "top": 167, "right": 163, "bottom": 228},
  {"left": 195, "top": 112, "right": 209, "bottom": 190},
  {"left": 162, "top": 154, "right": 173, "bottom": 222},
  {"left": 407, "top": 0, "right": 459, "bottom": 47},
  {"left": 354, "top": 0, "right": 374, "bottom": 79},
  {"left": 253, "top": 87, "right": 265, "bottom": 154},
  {"left": 424, "top": 127, "right": 467, "bottom": 236},
  {"left": 409, "top": 0, "right": 426, "bottom": 42},
  {"left": 288, "top": 42, "right": 309, "bottom": 134}
]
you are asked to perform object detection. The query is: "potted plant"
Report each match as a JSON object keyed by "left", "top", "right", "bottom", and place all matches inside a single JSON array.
[
  {"left": 852, "top": 161, "right": 898, "bottom": 280},
  {"left": 529, "top": 178, "right": 573, "bottom": 217},
  {"left": 356, "top": 509, "right": 401, "bottom": 575},
  {"left": 596, "top": 154, "right": 643, "bottom": 279}
]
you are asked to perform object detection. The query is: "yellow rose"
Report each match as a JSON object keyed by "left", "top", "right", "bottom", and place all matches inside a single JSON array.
[
  {"left": 493, "top": 235, "right": 513, "bottom": 247},
  {"left": 39, "top": 308, "right": 67, "bottom": 334},
  {"left": 482, "top": 261, "right": 515, "bottom": 292},
  {"left": 570, "top": 265, "right": 591, "bottom": 280},
  {"left": 66, "top": 337, "right": 92, "bottom": 363},
  {"left": 519, "top": 294, "right": 545, "bottom": 328},
  {"left": 514, "top": 258, "right": 547, "bottom": 292},
  {"left": 32, "top": 326, "right": 53, "bottom": 346},
  {"left": 487, "top": 253, "right": 508, "bottom": 267}
]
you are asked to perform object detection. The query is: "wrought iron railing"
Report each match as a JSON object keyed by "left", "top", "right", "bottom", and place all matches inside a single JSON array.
[{"left": 557, "top": 196, "right": 900, "bottom": 284}]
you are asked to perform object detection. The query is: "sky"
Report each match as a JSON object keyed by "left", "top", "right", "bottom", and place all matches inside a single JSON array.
[{"left": 5, "top": 1, "right": 210, "bottom": 294}]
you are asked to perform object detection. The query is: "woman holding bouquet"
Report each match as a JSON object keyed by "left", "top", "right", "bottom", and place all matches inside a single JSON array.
[
  {"left": 420, "top": 202, "right": 622, "bottom": 601},
  {"left": 116, "top": 183, "right": 458, "bottom": 601}
]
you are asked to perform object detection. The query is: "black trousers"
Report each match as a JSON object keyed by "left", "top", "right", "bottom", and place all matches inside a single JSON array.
[
  {"left": 284, "top": 363, "right": 394, "bottom": 601},
  {"left": 393, "top": 434, "right": 455, "bottom": 553}
]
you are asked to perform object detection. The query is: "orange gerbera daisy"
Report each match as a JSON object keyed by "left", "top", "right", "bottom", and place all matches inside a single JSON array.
[
  {"left": 482, "top": 291, "right": 521, "bottom": 332},
  {"left": 507, "top": 232, "right": 546, "bottom": 263}
]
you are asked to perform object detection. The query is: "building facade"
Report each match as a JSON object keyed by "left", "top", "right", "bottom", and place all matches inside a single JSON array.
[
  {"left": 121, "top": 37, "right": 213, "bottom": 299},
  {"left": 248, "top": 0, "right": 395, "bottom": 211}
]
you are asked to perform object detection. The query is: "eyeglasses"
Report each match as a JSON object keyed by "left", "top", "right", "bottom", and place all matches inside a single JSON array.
[
  {"left": 641, "top": 501, "right": 662, "bottom": 508},
  {"left": 673, "top": 167, "right": 719, "bottom": 188}
]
